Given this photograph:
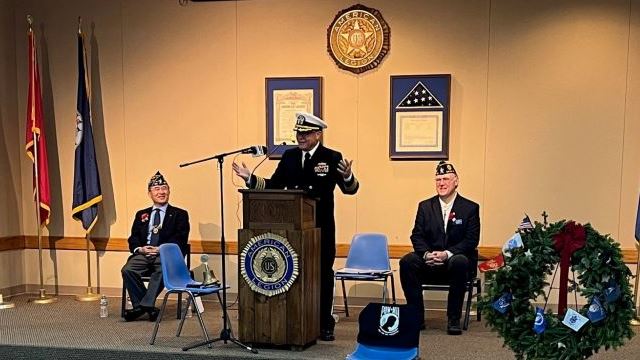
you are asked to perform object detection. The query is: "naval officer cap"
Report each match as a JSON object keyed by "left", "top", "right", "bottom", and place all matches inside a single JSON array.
[
  {"left": 435, "top": 160, "right": 457, "bottom": 176},
  {"left": 293, "top": 112, "right": 327, "bottom": 132}
]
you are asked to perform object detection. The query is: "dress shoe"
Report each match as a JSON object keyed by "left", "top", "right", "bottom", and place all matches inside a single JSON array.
[
  {"left": 147, "top": 307, "right": 160, "bottom": 322},
  {"left": 447, "top": 318, "right": 462, "bottom": 335},
  {"left": 320, "top": 330, "right": 335, "bottom": 341},
  {"left": 124, "top": 307, "right": 145, "bottom": 322},
  {"left": 419, "top": 322, "right": 426, "bottom": 331}
]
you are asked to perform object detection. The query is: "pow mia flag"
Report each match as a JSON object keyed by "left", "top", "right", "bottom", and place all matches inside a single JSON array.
[
  {"left": 357, "top": 303, "right": 421, "bottom": 349},
  {"left": 395, "top": 81, "right": 443, "bottom": 109}
]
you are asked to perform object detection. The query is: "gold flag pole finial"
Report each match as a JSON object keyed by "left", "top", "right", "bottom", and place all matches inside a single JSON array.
[
  {"left": 78, "top": 16, "right": 82, "bottom": 35},
  {"left": 26, "top": 15, "right": 33, "bottom": 31}
]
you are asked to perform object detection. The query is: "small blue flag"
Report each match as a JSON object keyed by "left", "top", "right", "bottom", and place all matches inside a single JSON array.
[
  {"left": 492, "top": 292, "right": 512, "bottom": 314},
  {"left": 502, "top": 233, "right": 523, "bottom": 257},
  {"left": 587, "top": 297, "right": 606, "bottom": 323},
  {"left": 532, "top": 307, "right": 547, "bottom": 334},
  {"left": 562, "top": 308, "right": 589, "bottom": 332},
  {"left": 604, "top": 283, "right": 621, "bottom": 303}
]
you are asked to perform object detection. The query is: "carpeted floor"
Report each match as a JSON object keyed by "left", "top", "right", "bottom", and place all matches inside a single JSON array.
[{"left": 0, "top": 294, "right": 638, "bottom": 359}]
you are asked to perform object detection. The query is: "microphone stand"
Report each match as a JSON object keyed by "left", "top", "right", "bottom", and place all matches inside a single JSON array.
[{"left": 179, "top": 149, "right": 257, "bottom": 353}]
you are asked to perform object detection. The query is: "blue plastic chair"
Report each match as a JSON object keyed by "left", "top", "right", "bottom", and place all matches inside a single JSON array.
[
  {"left": 345, "top": 302, "right": 421, "bottom": 360},
  {"left": 149, "top": 243, "right": 223, "bottom": 346},
  {"left": 346, "top": 343, "right": 419, "bottom": 360},
  {"left": 334, "top": 233, "right": 396, "bottom": 317}
]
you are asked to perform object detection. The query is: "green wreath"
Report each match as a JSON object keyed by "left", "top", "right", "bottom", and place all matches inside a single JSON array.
[{"left": 479, "top": 220, "right": 636, "bottom": 360}]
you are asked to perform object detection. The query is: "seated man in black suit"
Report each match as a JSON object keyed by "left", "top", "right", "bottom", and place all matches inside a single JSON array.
[
  {"left": 121, "top": 171, "right": 190, "bottom": 321},
  {"left": 399, "top": 161, "right": 480, "bottom": 335}
]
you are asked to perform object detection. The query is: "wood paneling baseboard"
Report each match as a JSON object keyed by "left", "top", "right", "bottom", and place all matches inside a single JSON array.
[
  {"left": 1, "top": 236, "right": 637, "bottom": 263},
  {"left": 0, "top": 236, "right": 25, "bottom": 252}
]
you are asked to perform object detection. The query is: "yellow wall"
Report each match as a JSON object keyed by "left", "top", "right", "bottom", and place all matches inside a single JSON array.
[
  {"left": 0, "top": 0, "right": 21, "bottom": 239},
  {"left": 1, "top": 0, "right": 639, "bottom": 298}
]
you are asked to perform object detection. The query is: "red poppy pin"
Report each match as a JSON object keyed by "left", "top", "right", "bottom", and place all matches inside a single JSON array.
[
  {"left": 141, "top": 213, "right": 149, "bottom": 222},
  {"left": 448, "top": 211, "right": 456, "bottom": 222}
]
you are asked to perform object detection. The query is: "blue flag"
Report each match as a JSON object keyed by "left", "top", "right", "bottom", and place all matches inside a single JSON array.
[
  {"left": 587, "top": 297, "right": 606, "bottom": 323},
  {"left": 532, "top": 307, "right": 547, "bottom": 334},
  {"left": 492, "top": 292, "right": 512, "bottom": 314},
  {"left": 502, "top": 232, "right": 523, "bottom": 257},
  {"left": 71, "top": 30, "right": 102, "bottom": 232},
  {"left": 604, "top": 282, "right": 621, "bottom": 303}
]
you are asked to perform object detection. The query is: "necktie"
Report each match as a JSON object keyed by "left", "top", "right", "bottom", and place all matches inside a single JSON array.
[
  {"left": 303, "top": 152, "right": 311, "bottom": 169},
  {"left": 150, "top": 209, "right": 161, "bottom": 246}
]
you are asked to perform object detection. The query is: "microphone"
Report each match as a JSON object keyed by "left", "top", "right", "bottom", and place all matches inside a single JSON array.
[
  {"left": 200, "top": 254, "right": 220, "bottom": 286},
  {"left": 249, "top": 141, "right": 289, "bottom": 184},
  {"left": 240, "top": 145, "right": 268, "bottom": 157}
]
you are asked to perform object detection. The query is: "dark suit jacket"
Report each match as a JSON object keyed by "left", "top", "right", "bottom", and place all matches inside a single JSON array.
[
  {"left": 250, "top": 144, "right": 359, "bottom": 249},
  {"left": 409, "top": 194, "right": 480, "bottom": 262},
  {"left": 127, "top": 204, "right": 190, "bottom": 255}
]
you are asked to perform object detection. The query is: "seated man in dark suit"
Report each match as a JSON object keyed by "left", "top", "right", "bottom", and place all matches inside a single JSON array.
[
  {"left": 399, "top": 161, "right": 480, "bottom": 335},
  {"left": 121, "top": 171, "right": 190, "bottom": 321}
]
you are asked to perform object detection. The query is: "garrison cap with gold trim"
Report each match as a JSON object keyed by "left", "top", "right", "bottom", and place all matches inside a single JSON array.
[
  {"left": 148, "top": 171, "right": 169, "bottom": 189},
  {"left": 435, "top": 161, "right": 457, "bottom": 176},
  {"left": 293, "top": 112, "right": 327, "bottom": 132}
]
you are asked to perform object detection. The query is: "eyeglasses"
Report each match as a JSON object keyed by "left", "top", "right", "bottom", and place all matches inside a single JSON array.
[
  {"left": 434, "top": 176, "right": 455, "bottom": 183},
  {"left": 295, "top": 130, "right": 319, "bottom": 137}
]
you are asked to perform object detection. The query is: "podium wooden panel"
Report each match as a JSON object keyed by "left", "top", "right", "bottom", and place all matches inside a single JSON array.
[{"left": 238, "top": 189, "right": 320, "bottom": 348}]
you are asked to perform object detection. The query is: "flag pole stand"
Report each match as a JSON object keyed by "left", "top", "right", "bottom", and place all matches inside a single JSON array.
[
  {"left": 0, "top": 294, "right": 15, "bottom": 309},
  {"left": 76, "top": 234, "right": 100, "bottom": 301},
  {"left": 27, "top": 131, "right": 56, "bottom": 305},
  {"left": 630, "top": 242, "right": 640, "bottom": 326}
]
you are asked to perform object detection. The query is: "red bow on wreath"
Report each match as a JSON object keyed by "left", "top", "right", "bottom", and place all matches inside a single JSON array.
[{"left": 552, "top": 221, "right": 586, "bottom": 317}]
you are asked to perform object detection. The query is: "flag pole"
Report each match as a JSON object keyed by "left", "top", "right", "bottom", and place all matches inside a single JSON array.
[
  {"left": 26, "top": 15, "right": 56, "bottom": 305},
  {"left": 75, "top": 233, "right": 100, "bottom": 301},
  {"left": 74, "top": 16, "right": 100, "bottom": 302},
  {"left": 630, "top": 242, "right": 640, "bottom": 326},
  {"left": 29, "top": 130, "right": 56, "bottom": 305}
]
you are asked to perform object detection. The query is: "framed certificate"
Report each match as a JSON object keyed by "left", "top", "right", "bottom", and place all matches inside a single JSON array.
[
  {"left": 266, "top": 77, "right": 323, "bottom": 158},
  {"left": 389, "top": 74, "right": 451, "bottom": 160}
]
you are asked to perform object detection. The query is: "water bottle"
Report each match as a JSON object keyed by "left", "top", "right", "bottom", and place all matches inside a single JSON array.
[{"left": 99, "top": 295, "right": 109, "bottom": 318}]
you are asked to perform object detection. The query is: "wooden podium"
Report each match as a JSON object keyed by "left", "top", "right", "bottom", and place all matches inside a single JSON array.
[{"left": 237, "top": 189, "right": 320, "bottom": 348}]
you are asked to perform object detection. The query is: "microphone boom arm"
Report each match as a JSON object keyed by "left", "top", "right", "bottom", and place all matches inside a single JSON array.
[{"left": 180, "top": 146, "right": 262, "bottom": 168}]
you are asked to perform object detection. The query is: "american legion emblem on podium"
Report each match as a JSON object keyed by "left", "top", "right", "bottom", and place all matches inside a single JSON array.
[
  {"left": 240, "top": 232, "right": 299, "bottom": 297},
  {"left": 327, "top": 4, "right": 390, "bottom": 74}
]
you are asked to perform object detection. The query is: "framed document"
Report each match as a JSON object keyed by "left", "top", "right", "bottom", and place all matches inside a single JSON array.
[
  {"left": 389, "top": 74, "right": 451, "bottom": 160},
  {"left": 266, "top": 77, "right": 322, "bottom": 158}
]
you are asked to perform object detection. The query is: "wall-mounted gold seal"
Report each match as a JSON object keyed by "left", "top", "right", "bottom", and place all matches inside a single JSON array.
[{"left": 327, "top": 4, "right": 390, "bottom": 74}]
